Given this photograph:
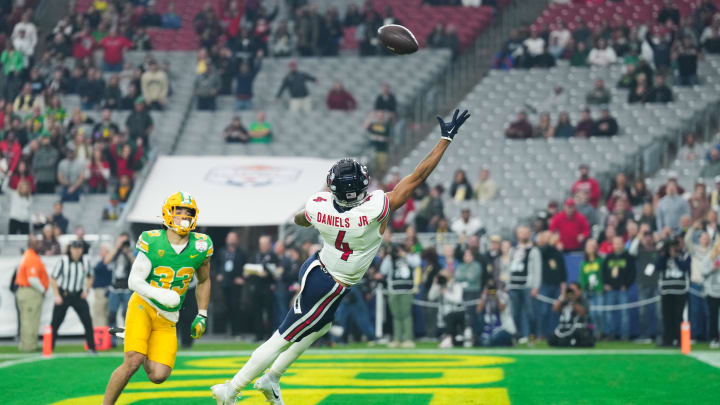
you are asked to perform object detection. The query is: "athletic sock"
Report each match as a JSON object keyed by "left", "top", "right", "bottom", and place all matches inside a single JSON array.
[
  {"left": 270, "top": 323, "right": 331, "bottom": 376},
  {"left": 230, "top": 332, "right": 289, "bottom": 393}
]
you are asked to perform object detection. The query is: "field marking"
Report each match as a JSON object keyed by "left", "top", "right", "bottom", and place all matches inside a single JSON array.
[
  {"left": 689, "top": 352, "right": 720, "bottom": 369},
  {"left": 0, "top": 348, "right": 694, "bottom": 370}
]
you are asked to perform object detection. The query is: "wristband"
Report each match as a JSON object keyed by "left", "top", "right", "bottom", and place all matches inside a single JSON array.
[{"left": 198, "top": 309, "right": 208, "bottom": 317}]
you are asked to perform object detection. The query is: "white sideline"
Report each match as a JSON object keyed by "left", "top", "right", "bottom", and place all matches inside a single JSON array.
[{"left": 0, "top": 348, "right": 701, "bottom": 369}]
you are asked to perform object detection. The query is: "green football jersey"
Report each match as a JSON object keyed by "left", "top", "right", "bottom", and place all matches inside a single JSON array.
[{"left": 136, "top": 229, "right": 214, "bottom": 311}]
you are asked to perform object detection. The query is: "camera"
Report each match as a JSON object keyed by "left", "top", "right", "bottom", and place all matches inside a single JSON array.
[{"left": 437, "top": 274, "right": 448, "bottom": 287}]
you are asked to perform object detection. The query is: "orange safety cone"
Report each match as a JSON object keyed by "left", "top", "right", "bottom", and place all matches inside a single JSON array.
[
  {"left": 681, "top": 321, "right": 691, "bottom": 355},
  {"left": 42, "top": 325, "right": 53, "bottom": 358}
]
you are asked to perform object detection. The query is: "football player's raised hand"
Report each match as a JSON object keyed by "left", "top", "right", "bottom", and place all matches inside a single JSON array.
[{"left": 436, "top": 108, "right": 470, "bottom": 142}]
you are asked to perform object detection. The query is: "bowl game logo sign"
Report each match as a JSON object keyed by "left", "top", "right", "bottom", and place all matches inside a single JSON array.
[
  {"left": 205, "top": 165, "right": 301, "bottom": 188},
  {"left": 50, "top": 354, "right": 513, "bottom": 404}
]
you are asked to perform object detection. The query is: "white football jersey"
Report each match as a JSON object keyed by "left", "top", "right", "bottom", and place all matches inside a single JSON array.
[{"left": 304, "top": 190, "right": 390, "bottom": 286}]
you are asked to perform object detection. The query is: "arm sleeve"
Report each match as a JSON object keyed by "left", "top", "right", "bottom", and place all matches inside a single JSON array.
[
  {"left": 128, "top": 252, "right": 180, "bottom": 307},
  {"left": 376, "top": 193, "right": 390, "bottom": 223},
  {"left": 528, "top": 247, "right": 542, "bottom": 290},
  {"left": 379, "top": 256, "right": 392, "bottom": 276},
  {"left": 51, "top": 259, "right": 62, "bottom": 279},
  {"left": 628, "top": 238, "right": 640, "bottom": 256},
  {"left": 28, "top": 277, "right": 45, "bottom": 293}
]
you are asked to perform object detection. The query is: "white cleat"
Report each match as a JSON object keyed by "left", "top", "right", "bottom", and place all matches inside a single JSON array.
[
  {"left": 211, "top": 381, "right": 238, "bottom": 405},
  {"left": 254, "top": 374, "right": 285, "bottom": 405}
]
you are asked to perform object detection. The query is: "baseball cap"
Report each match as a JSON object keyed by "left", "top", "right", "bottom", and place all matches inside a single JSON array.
[
  {"left": 70, "top": 240, "right": 84, "bottom": 248},
  {"left": 564, "top": 198, "right": 576, "bottom": 207}
]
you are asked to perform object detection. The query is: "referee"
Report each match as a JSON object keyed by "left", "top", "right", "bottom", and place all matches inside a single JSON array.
[{"left": 50, "top": 240, "right": 96, "bottom": 352}]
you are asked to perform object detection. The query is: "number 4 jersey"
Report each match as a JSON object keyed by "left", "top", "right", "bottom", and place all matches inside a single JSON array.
[
  {"left": 135, "top": 229, "right": 214, "bottom": 322},
  {"left": 304, "top": 190, "right": 390, "bottom": 286}
]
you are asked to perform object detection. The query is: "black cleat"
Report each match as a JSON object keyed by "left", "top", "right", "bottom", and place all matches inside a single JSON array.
[{"left": 109, "top": 327, "right": 125, "bottom": 339}]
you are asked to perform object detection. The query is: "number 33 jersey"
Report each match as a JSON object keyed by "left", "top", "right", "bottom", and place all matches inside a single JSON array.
[
  {"left": 135, "top": 229, "right": 214, "bottom": 319},
  {"left": 304, "top": 190, "right": 390, "bottom": 286}
]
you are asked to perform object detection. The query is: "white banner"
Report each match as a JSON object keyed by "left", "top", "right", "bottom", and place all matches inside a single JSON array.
[
  {"left": 0, "top": 256, "right": 94, "bottom": 338},
  {"left": 127, "top": 156, "right": 337, "bottom": 226}
]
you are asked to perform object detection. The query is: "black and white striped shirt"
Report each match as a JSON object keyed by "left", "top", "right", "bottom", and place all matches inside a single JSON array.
[{"left": 52, "top": 255, "right": 92, "bottom": 293}]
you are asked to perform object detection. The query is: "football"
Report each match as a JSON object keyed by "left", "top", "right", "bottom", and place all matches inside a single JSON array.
[{"left": 378, "top": 24, "right": 419, "bottom": 55}]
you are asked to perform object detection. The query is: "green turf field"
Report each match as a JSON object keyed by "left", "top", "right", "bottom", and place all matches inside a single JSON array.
[{"left": 1, "top": 344, "right": 719, "bottom": 405}]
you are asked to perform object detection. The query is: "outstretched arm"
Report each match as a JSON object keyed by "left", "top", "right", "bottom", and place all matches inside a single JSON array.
[{"left": 387, "top": 109, "right": 470, "bottom": 212}]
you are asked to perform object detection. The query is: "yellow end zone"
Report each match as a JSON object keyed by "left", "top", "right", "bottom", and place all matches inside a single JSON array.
[{"left": 50, "top": 354, "right": 515, "bottom": 405}]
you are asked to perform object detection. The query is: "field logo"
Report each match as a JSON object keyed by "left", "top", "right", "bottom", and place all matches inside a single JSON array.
[
  {"left": 50, "top": 354, "right": 514, "bottom": 405},
  {"left": 205, "top": 165, "right": 301, "bottom": 188}
]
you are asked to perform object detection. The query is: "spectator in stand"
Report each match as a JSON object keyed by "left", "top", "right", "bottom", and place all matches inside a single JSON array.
[
  {"left": 78, "top": 68, "right": 105, "bottom": 110},
  {"left": 602, "top": 236, "right": 635, "bottom": 340},
  {"left": 31, "top": 136, "right": 59, "bottom": 193},
  {"left": 550, "top": 20, "right": 572, "bottom": 53},
  {"left": 15, "top": 236, "right": 49, "bottom": 351},
  {"left": 248, "top": 111, "right": 272, "bottom": 143},
  {"left": 674, "top": 36, "right": 701, "bottom": 86},
  {"left": 536, "top": 231, "right": 567, "bottom": 339},
  {"left": 592, "top": 108, "right": 618, "bottom": 137},
  {"left": 534, "top": 112, "right": 554, "bottom": 138},
  {"left": 628, "top": 72, "right": 651, "bottom": 104},
  {"left": 574, "top": 108, "right": 595, "bottom": 138},
  {"left": 72, "top": 26, "right": 95, "bottom": 61},
  {"left": 550, "top": 198, "right": 590, "bottom": 252},
  {"left": 579, "top": 238, "right": 604, "bottom": 336},
  {"left": 126, "top": 98, "right": 153, "bottom": 148},
  {"left": 13, "top": 83, "right": 43, "bottom": 114},
  {"left": 235, "top": 53, "right": 262, "bottom": 111},
  {"left": 326, "top": 81, "right": 357, "bottom": 111},
  {"left": 270, "top": 20, "right": 294, "bottom": 57},
  {"left": 50, "top": 202, "right": 69, "bottom": 234},
  {"left": 680, "top": 133, "right": 700, "bottom": 161},
  {"left": 449, "top": 169, "right": 473, "bottom": 201},
  {"left": 93, "top": 109, "right": 120, "bottom": 141},
  {"left": 141, "top": 60, "right": 169, "bottom": 110},
  {"left": 606, "top": 172, "right": 631, "bottom": 212},
  {"left": 656, "top": 173, "right": 685, "bottom": 199},
  {"left": 647, "top": 75, "right": 674, "bottom": 103},
  {"left": 365, "top": 110, "right": 391, "bottom": 175},
  {"left": 617, "top": 64, "right": 637, "bottom": 89},
  {"left": 628, "top": 223, "right": 660, "bottom": 341},
  {"left": 524, "top": 30, "right": 546, "bottom": 66},
  {"left": 9, "top": 160, "right": 35, "bottom": 192},
  {"left": 276, "top": 60, "right": 316, "bottom": 113},
  {"left": 656, "top": 181, "right": 690, "bottom": 235},
  {"left": 575, "top": 190, "right": 599, "bottom": 227},
  {"left": 701, "top": 17, "right": 720, "bottom": 54},
  {"left": 39, "top": 224, "right": 61, "bottom": 255},
  {"left": 505, "top": 111, "right": 533, "bottom": 139},
  {"left": 630, "top": 179, "right": 653, "bottom": 207},
  {"left": 11, "top": 11, "right": 38, "bottom": 59},
  {"left": 223, "top": 116, "right": 250, "bottom": 143},
  {"left": 99, "top": 27, "right": 132, "bottom": 72},
  {"left": 194, "top": 65, "right": 220, "bottom": 111},
  {"left": 451, "top": 208, "right": 482, "bottom": 237},
  {"left": 103, "top": 75, "right": 122, "bottom": 110},
  {"left": 571, "top": 164, "right": 601, "bottom": 207},
  {"left": 586, "top": 79, "right": 611, "bottom": 105},
  {"left": 57, "top": 145, "right": 86, "bottom": 202},
  {"left": 658, "top": 0, "right": 680, "bottom": 26},
  {"left": 554, "top": 111, "right": 574, "bottom": 138},
  {"left": 414, "top": 185, "right": 445, "bottom": 232},
  {"left": 374, "top": 84, "right": 397, "bottom": 118},
  {"left": 701, "top": 148, "right": 720, "bottom": 178},
  {"left": 162, "top": 2, "right": 182, "bottom": 29},
  {"left": 8, "top": 179, "right": 32, "bottom": 234},
  {"left": 569, "top": 40, "right": 590, "bottom": 67},
  {"left": 87, "top": 146, "right": 110, "bottom": 193},
  {"left": 507, "top": 226, "right": 541, "bottom": 343},
  {"left": 588, "top": 38, "right": 617, "bottom": 67},
  {"left": 109, "top": 138, "right": 143, "bottom": 181},
  {"left": 475, "top": 167, "right": 497, "bottom": 202},
  {"left": 689, "top": 182, "right": 711, "bottom": 223}
]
